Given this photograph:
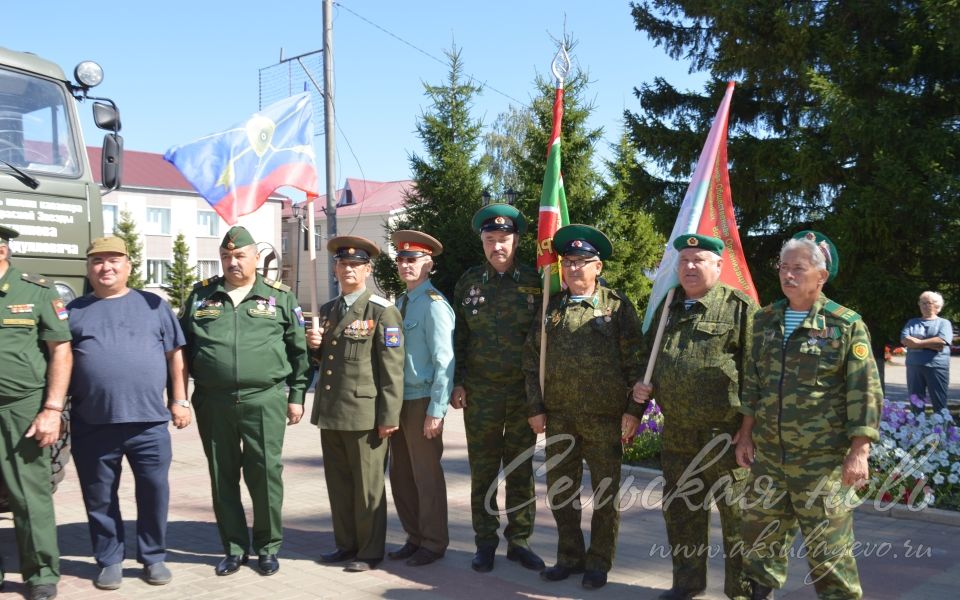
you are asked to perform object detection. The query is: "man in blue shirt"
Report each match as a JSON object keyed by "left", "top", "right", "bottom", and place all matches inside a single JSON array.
[
  {"left": 386, "top": 230, "right": 454, "bottom": 567},
  {"left": 67, "top": 236, "right": 190, "bottom": 591}
]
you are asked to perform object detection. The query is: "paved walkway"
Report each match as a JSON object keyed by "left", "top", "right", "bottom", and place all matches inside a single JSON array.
[{"left": 0, "top": 359, "right": 957, "bottom": 599}]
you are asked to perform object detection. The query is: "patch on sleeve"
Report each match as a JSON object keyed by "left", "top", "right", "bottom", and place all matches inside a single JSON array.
[
  {"left": 385, "top": 326, "right": 401, "bottom": 347},
  {"left": 293, "top": 306, "right": 305, "bottom": 327},
  {"left": 52, "top": 298, "right": 68, "bottom": 320},
  {"left": 851, "top": 342, "right": 869, "bottom": 360}
]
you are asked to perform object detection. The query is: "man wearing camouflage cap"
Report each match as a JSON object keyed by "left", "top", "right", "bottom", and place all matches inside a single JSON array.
[
  {"left": 451, "top": 203, "right": 545, "bottom": 573},
  {"left": 523, "top": 224, "right": 645, "bottom": 590},
  {"left": 633, "top": 233, "right": 756, "bottom": 600},
  {"left": 309, "top": 235, "right": 404, "bottom": 573},
  {"left": 0, "top": 225, "right": 70, "bottom": 600},
  {"left": 385, "top": 230, "right": 453, "bottom": 567},
  {"left": 180, "top": 225, "right": 310, "bottom": 577},
  {"left": 734, "top": 231, "right": 882, "bottom": 600}
]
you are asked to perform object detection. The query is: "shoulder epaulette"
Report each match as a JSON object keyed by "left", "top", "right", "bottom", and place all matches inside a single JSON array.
[
  {"left": 263, "top": 277, "right": 291, "bottom": 293},
  {"left": 195, "top": 275, "right": 222, "bottom": 288},
  {"left": 764, "top": 299, "right": 787, "bottom": 314},
  {"left": 20, "top": 272, "right": 51, "bottom": 288},
  {"left": 727, "top": 287, "right": 756, "bottom": 305},
  {"left": 426, "top": 289, "right": 446, "bottom": 303},
  {"left": 369, "top": 295, "right": 391, "bottom": 307},
  {"left": 606, "top": 287, "right": 624, "bottom": 301},
  {"left": 824, "top": 300, "right": 861, "bottom": 324}
]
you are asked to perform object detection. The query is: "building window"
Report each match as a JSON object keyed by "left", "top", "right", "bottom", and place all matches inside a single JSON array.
[
  {"left": 196, "top": 260, "right": 220, "bottom": 280},
  {"left": 197, "top": 210, "right": 219, "bottom": 237},
  {"left": 145, "top": 207, "right": 171, "bottom": 235},
  {"left": 103, "top": 205, "right": 118, "bottom": 234},
  {"left": 281, "top": 233, "right": 288, "bottom": 255},
  {"left": 146, "top": 259, "right": 171, "bottom": 286}
]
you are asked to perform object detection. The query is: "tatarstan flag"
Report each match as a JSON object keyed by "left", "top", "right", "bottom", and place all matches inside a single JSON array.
[
  {"left": 164, "top": 93, "right": 319, "bottom": 225},
  {"left": 536, "top": 86, "right": 570, "bottom": 294}
]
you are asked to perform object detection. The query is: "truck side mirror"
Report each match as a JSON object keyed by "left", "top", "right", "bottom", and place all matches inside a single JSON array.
[
  {"left": 93, "top": 101, "right": 121, "bottom": 133},
  {"left": 102, "top": 133, "right": 123, "bottom": 192}
]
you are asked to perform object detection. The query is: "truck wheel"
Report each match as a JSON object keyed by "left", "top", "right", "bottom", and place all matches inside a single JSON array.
[{"left": 0, "top": 407, "right": 72, "bottom": 512}]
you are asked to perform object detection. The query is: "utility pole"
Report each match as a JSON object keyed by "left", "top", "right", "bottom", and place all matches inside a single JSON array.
[{"left": 322, "top": 0, "right": 338, "bottom": 299}]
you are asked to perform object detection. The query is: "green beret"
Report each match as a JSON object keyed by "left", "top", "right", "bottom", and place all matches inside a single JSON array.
[
  {"left": 792, "top": 230, "right": 839, "bottom": 281},
  {"left": 221, "top": 226, "right": 256, "bottom": 250},
  {"left": 0, "top": 224, "right": 20, "bottom": 242},
  {"left": 672, "top": 233, "right": 724, "bottom": 256},
  {"left": 552, "top": 224, "right": 613, "bottom": 260},
  {"left": 471, "top": 203, "right": 527, "bottom": 235}
]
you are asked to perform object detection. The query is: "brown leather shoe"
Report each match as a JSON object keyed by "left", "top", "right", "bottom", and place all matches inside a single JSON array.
[
  {"left": 388, "top": 542, "right": 420, "bottom": 560},
  {"left": 405, "top": 548, "right": 443, "bottom": 567}
]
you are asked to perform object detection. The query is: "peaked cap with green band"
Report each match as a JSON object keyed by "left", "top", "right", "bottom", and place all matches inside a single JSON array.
[
  {"left": 221, "top": 225, "right": 256, "bottom": 250},
  {"left": 793, "top": 230, "right": 839, "bottom": 281},
  {"left": 552, "top": 224, "right": 613, "bottom": 260},
  {"left": 471, "top": 203, "right": 527, "bottom": 235},
  {"left": 672, "top": 233, "right": 725, "bottom": 256}
]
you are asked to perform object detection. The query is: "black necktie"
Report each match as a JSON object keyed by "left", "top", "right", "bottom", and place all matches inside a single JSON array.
[{"left": 337, "top": 297, "right": 348, "bottom": 320}]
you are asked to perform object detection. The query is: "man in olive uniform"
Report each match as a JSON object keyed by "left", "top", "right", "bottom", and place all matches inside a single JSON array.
[
  {"left": 451, "top": 202, "right": 545, "bottom": 573},
  {"left": 180, "top": 226, "right": 310, "bottom": 577},
  {"left": 308, "top": 235, "right": 404, "bottom": 573},
  {"left": 633, "top": 234, "right": 756, "bottom": 600},
  {"left": 523, "top": 224, "right": 645, "bottom": 590},
  {"left": 387, "top": 230, "right": 453, "bottom": 567},
  {"left": 0, "top": 224, "right": 70, "bottom": 600},
  {"left": 734, "top": 231, "right": 881, "bottom": 600}
]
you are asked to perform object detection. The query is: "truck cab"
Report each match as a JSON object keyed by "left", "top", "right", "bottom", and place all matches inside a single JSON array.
[{"left": 0, "top": 46, "right": 122, "bottom": 302}]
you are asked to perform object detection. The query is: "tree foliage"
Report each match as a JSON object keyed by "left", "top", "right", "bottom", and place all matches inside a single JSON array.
[
  {"left": 162, "top": 232, "right": 195, "bottom": 312},
  {"left": 626, "top": 0, "right": 960, "bottom": 345},
  {"left": 113, "top": 209, "right": 144, "bottom": 289},
  {"left": 374, "top": 47, "right": 486, "bottom": 301}
]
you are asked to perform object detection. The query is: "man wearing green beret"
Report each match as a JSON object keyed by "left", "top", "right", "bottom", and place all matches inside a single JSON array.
[
  {"left": 180, "top": 225, "right": 310, "bottom": 577},
  {"left": 0, "top": 224, "right": 70, "bottom": 600},
  {"left": 523, "top": 224, "right": 645, "bottom": 590},
  {"left": 633, "top": 233, "right": 757, "bottom": 600},
  {"left": 734, "top": 231, "right": 881, "bottom": 600},
  {"left": 451, "top": 203, "right": 545, "bottom": 573},
  {"left": 308, "top": 235, "right": 404, "bottom": 572}
]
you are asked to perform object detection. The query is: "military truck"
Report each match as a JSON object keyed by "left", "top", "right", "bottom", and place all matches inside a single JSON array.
[{"left": 0, "top": 46, "right": 123, "bottom": 509}]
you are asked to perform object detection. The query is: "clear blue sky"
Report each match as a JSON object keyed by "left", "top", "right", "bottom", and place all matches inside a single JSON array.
[{"left": 5, "top": 0, "right": 704, "bottom": 191}]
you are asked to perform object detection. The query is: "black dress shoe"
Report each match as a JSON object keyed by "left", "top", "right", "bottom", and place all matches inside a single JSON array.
[
  {"left": 405, "top": 548, "right": 443, "bottom": 567},
  {"left": 540, "top": 563, "right": 585, "bottom": 582},
  {"left": 215, "top": 554, "right": 249, "bottom": 576},
  {"left": 28, "top": 583, "right": 58, "bottom": 600},
  {"left": 388, "top": 542, "right": 420, "bottom": 560},
  {"left": 258, "top": 554, "right": 279, "bottom": 576},
  {"left": 581, "top": 569, "right": 607, "bottom": 590},
  {"left": 318, "top": 548, "right": 358, "bottom": 563},
  {"left": 506, "top": 545, "right": 545, "bottom": 571},
  {"left": 471, "top": 546, "right": 496, "bottom": 572},
  {"left": 344, "top": 559, "right": 379, "bottom": 572},
  {"left": 659, "top": 587, "right": 706, "bottom": 600},
  {"left": 750, "top": 580, "right": 774, "bottom": 600}
]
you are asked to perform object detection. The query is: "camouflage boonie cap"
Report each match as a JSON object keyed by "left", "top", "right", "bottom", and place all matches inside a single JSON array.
[
  {"left": 221, "top": 226, "right": 256, "bottom": 250},
  {"left": 673, "top": 233, "right": 724, "bottom": 256}
]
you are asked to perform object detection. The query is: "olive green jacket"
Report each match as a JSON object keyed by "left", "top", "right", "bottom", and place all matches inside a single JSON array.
[{"left": 309, "top": 289, "right": 404, "bottom": 431}]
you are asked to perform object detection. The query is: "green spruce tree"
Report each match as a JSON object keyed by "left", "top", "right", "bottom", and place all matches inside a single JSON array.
[
  {"left": 162, "top": 232, "right": 195, "bottom": 312},
  {"left": 113, "top": 209, "right": 144, "bottom": 289}
]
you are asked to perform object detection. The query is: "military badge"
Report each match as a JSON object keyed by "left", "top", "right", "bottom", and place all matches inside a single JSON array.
[
  {"left": 687, "top": 236, "right": 699, "bottom": 247},
  {"left": 385, "top": 327, "right": 401, "bottom": 347},
  {"left": 293, "top": 306, "right": 305, "bottom": 327},
  {"left": 52, "top": 298, "right": 68, "bottom": 320},
  {"left": 268, "top": 296, "right": 277, "bottom": 314},
  {"left": 494, "top": 216, "right": 506, "bottom": 225},
  {"left": 851, "top": 342, "right": 869, "bottom": 360},
  {"left": 7, "top": 304, "right": 34, "bottom": 313}
]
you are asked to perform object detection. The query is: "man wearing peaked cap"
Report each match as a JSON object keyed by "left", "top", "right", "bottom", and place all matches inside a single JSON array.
[
  {"left": 180, "top": 225, "right": 311, "bottom": 577},
  {"left": 309, "top": 234, "right": 404, "bottom": 572},
  {"left": 386, "top": 229, "right": 454, "bottom": 567},
  {"left": 451, "top": 202, "right": 545, "bottom": 574},
  {"left": 735, "top": 231, "right": 881, "bottom": 600},
  {"left": 524, "top": 224, "right": 643, "bottom": 590},
  {"left": 634, "top": 232, "right": 756, "bottom": 600},
  {"left": 0, "top": 224, "right": 71, "bottom": 600}
]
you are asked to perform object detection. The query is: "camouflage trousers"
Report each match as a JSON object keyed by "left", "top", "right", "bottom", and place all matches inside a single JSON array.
[
  {"left": 462, "top": 388, "right": 536, "bottom": 549},
  {"left": 743, "top": 450, "right": 862, "bottom": 600},
  {"left": 545, "top": 415, "right": 622, "bottom": 572},
  {"left": 661, "top": 430, "right": 751, "bottom": 600}
]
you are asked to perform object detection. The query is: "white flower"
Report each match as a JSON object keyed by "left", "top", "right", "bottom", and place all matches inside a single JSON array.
[
  {"left": 934, "top": 473, "right": 945, "bottom": 485},
  {"left": 949, "top": 474, "right": 959, "bottom": 485}
]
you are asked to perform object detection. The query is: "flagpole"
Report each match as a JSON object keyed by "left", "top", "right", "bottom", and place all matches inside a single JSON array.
[
  {"left": 306, "top": 198, "right": 320, "bottom": 330},
  {"left": 642, "top": 287, "right": 674, "bottom": 384}
]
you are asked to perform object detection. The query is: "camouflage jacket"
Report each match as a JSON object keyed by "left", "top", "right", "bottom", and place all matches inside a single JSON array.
[
  {"left": 741, "top": 294, "right": 882, "bottom": 461},
  {"left": 453, "top": 262, "right": 541, "bottom": 391},
  {"left": 641, "top": 284, "right": 756, "bottom": 430},
  {"left": 524, "top": 285, "right": 645, "bottom": 419}
]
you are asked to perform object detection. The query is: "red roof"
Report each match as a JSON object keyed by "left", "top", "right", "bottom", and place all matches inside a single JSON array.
[
  {"left": 87, "top": 147, "right": 195, "bottom": 191},
  {"left": 281, "top": 178, "right": 414, "bottom": 219}
]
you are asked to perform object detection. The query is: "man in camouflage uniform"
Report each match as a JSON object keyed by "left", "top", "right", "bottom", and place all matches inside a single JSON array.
[
  {"left": 634, "top": 233, "right": 756, "bottom": 600},
  {"left": 0, "top": 225, "right": 68, "bottom": 600},
  {"left": 734, "top": 231, "right": 882, "bottom": 600},
  {"left": 451, "top": 202, "right": 545, "bottom": 573},
  {"left": 524, "top": 225, "right": 645, "bottom": 590}
]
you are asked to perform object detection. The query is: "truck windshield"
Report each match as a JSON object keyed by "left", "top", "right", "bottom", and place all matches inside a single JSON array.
[{"left": 0, "top": 66, "right": 81, "bottom": 178}]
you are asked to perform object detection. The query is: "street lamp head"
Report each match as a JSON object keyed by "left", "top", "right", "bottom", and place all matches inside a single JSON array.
[{"left": 505, "top": 188, "right": 517, "bottom": 205}]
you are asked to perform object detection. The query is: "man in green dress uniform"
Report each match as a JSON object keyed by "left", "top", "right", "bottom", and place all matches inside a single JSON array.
[
  {"left": 308, "top": 235, "right": 404, "bottom": 573},
  {"left": 0, "top": 225, "right": 70, "bottom": 600},
  {"left": 524, "top": 224, "right": 645, "bottom": 590},
  {"left": 451, "top": 203, "right": 545, "bottom": 573},
  {"left": 180, "top": 226, "right": 310, "bottom": 577}
]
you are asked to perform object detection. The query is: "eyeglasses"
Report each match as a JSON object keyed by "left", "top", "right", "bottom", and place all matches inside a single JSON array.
[
  {"left": 560, "top": 258, "right": 599, "bottom": 269},
  {"left": 777, "top": 264, "right": 813, "bottom": 276}
]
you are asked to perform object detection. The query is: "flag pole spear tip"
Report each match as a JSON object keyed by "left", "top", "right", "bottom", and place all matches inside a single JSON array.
[{"left": 551, "top": 45, "right": 571, "bottom": 87}]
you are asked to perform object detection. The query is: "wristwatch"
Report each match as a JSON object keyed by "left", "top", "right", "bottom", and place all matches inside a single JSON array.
[{"left": 171, "top": 399, "right": 191, "bottom": 409}]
